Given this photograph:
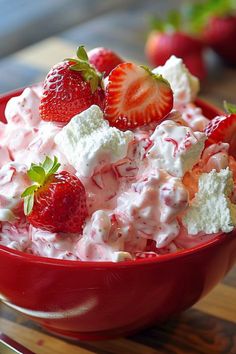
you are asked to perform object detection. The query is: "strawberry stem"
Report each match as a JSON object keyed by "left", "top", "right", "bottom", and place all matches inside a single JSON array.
[
  {"left": 185, "top": 0, "right": 236, "bottom": 33},
  {"left": 150, "top": 0, "right": 236, "bottom": 35},
  {"left": 66, "top": 45, "right": 103, "bottom": 93},
  {"left": 140, "top": 65, "right": 172, "bottom": 87},
  {"left": 21, "top": 156, "right": 60, "bottom": 215},
  {"left": 150, "top": 11, "right": 182, "bottom": 33},
  {"left": 224, "top": 101, "right": 236, "bottom": 114}
]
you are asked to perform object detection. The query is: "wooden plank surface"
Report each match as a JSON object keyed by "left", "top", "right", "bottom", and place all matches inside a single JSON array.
[{"left": 0, "top": 1, "right": 236, "bottom": 353}]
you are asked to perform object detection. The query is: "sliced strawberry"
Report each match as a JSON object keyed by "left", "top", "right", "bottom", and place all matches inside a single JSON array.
[
  {"left": 204, "top": 113, "right": 236, "bottom": 157},
  {"left": 104, "top": 63, "right": 173, "bottom": 130}
]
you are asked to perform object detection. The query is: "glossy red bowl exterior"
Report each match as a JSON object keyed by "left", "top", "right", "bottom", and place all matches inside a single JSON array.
[{"left": 0, "top": 90, "right": 236, "bottom": 341}]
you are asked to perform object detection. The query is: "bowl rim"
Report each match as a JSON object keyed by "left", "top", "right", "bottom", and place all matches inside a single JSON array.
[
  {"left": 0, "top": 232, "right": 234, "bottom": 268},
  {"left": 0, "top": 86, "right": 231, "bottom": 268}
]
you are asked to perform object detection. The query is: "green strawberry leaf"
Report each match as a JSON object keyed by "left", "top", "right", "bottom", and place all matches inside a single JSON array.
[
  {"left": 140, "top": 65, "right": 171, "bottom": 87},
  {"left": 66, "top": 46, "right": 103, "bottom": 93},
  {"left": 70, "top": 62, "right": 89, "bottom": 71},
  {"left": 28, "top": 165, "right": 45, "bottom": 185},
  {"left": 185, "top": 0, "right": 236, "bottom": 33},
  {"left": 22, "top": 156, "right": 61, "bottom": 216},
  {"left": 167, "top": 10, "right": 181, "bottom": 31},
  {"left": 150, "top": 16, "right": 166, "bottom": 32},
  {"left": 149, "top": 9, "right": 184, "bottom": 33},
  {"left": 24, "top": 194, "right": 34, "bottom": 216},
  {"left": 47, "top": 157, "right": 60, "bottom": 175},
  {"left": 21, "top": 185, "right": 38, "bottom": 198},
  {"left": 224, "top": 101, "right": 236, "bottom": 114},
  {"left": 77, "top": 46, "right": 89, "bottom": 61},
  {"left": 150, "top": 0, "right": 236, "bottom": 36},
  {"left": 42, "top": 156, "right": 54, "bottom": 174}
]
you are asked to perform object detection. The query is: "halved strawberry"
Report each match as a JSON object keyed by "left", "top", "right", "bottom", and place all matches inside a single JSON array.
[
  {"left": 104, "top": 63, "right": 173, "bottom": 130},
  {"left": 204, "top": 102, "right": 236, "bottom": 157}
]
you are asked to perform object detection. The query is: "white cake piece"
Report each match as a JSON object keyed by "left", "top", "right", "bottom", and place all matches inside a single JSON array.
[
  {"left": 153, "top": 56, "right": 199, "bottom": 109},
  {"left": 183, "top": 168, "right": 236, "bottom": 234},
  {"left": 54, "top": 105, "right": 134, "bottom": 177},
  {"left": 147, "top": 120, "right": 206, "bottom": 177}
]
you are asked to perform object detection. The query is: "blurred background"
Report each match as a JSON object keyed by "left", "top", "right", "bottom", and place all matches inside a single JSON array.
[
  {"left": 0, "top": 0, "right": 235, "bottom": 105},
  {"left": 0, "top": 0, "right": 187, "bottom": 58}
]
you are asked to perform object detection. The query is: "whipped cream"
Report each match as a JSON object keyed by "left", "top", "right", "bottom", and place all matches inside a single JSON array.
[
  {"left": 181, "top": 103, "right": 210, "bottom": 132},
  {"left": 147, "top": 120, "right": 206, "bottom": 177},
  {"left": 54, "top": 105, "right": 134, "bottom": 177},
  {"left": 5, "top": 86, "right": 41, "bottom": 127},
  {"left": 30, "top": 227, "right": 79, "bottom": 260},
  {"left": 0, "top": 162, "right": 29, "bottom": 221},
  {"left": 1, "top": 56, "right": 236, "bottom": 262},
  {"left": 153, "top": 56, "right": 199, "bottom": 110},
  {"left": 76, "top": 210, "right": 129, "bottom": 261},
  {"left": 0, "top": 219, "right": 30, "bottom": 251},
  {"left": 115, "top": 169, "right": 188, "bottom": 248}
]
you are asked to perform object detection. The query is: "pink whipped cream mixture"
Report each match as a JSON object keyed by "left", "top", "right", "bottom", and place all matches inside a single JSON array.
[{"left": 0, "top": 57, "right": 236, "bottom": 262}]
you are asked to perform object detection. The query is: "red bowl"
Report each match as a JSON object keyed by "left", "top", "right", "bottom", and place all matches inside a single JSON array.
[{"left": 0, "top": 89, "right": 236, "bottom": 341}]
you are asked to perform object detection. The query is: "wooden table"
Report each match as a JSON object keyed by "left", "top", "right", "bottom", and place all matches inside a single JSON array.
[{"left": 0, "top": 1, "right": 236, "bottom": 353}]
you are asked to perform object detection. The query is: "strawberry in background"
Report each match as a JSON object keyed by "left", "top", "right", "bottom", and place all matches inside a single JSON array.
[
  {"left": 186, "top": 0, "right": 236, "bottom": 66},
  {"left": 88, "top": 47, "right": 124, "bottom": 77},
  {"left": 204, "top": 101, "right": 236, "bottom": 158},
  {"left": 145, "top": 11, "right": 207, "bottom": 80},
  {"left": 204, "top": 15, "right": 236, "bottom": 65}
]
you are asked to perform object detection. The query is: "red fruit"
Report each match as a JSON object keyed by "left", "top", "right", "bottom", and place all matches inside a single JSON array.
[
  {"left": 88, "top": 47, "right": 124, "bottom": 77},
  {"left": 204, "top": 113, "right": 236, "bottom": 157},
  {"left": 203, "top": 15, "right": 236, "bottom": 65},
  {"left": 40, "top": 46, "right": 105, "bottom": 123},
  {"left": 22, "top": 157, "right": 88, "bottom": 233},
  {"left": 145, "top": 239, "right": 158, "bottom": 252},
  {"left": 135, "top": 252, "right": 158, "bottom": 260},
  {"left": 145, "top": 31, "right": 206, "bottom": 79},
  {"left": 104, "top": 62, "right": 173, "bottom": 130},
  {"left": 183, "top": 53, "right": 207, "bottom": 81}
]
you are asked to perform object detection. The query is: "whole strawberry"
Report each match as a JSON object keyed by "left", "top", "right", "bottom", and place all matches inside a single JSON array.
[
  {"left": 203, "top": 15, "right": 236, "bottom": 65},
  {"left": 145, "top": 31, "right": 206, "bottom": 80},
  {"left": 105, "top": 62, "right": 173, "bottom": 130},
  {"left": 40, "top": 46, "right": 105, "bottom": 123},
  {"left": 21, "top": 156, "right": 88, "bottom": 233},
  {"left": 185, "top": 0, "right": 236, "bottom": 66},
  {"left": 88, "top": 47, "right": 124, "bottom": 77},
  {"left": 204, "top": 102, "right": 236, "bottom": 158}
]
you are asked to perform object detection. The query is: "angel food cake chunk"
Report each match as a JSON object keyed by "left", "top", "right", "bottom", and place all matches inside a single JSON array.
[{"left": 0, "top": 47, "right": 236, "bottom": 262}]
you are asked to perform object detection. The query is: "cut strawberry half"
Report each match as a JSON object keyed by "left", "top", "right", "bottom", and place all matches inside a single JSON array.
[
  {"left": 204, "top": 113, "right": 236, "bottom": 158},
  {"left": 104, "top": 63, "right": 173, "bottom": 130}
]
